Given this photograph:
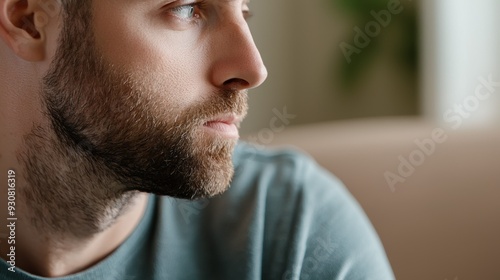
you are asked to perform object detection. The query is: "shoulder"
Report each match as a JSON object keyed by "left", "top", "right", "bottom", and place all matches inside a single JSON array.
[
  {"left": 231, "top": 141, "right": 359, "bottom": 225},
  {"left": 231, "top": 142, "right": 395, "bottom": 279},
  {"left": 231, "top": 141, "right": 346, "bottom": 208},
  {"left": 232, "top": 141, "right": 341, "bottom": 188}
]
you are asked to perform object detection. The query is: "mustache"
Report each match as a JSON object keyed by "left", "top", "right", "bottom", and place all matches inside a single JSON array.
[{"left": 187, "top": 89, "right": 249, "bottom": 125}]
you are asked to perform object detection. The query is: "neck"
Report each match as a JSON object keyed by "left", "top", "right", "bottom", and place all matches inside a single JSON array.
[
  {"left": 0, "top": 117, "right": 150, "bottom": 277},
  {"left": 10, "top": 193, "right": 148, "bottom": 277},
  {"left": 9, "top": 193, "right": 149, "bottom": 277}
]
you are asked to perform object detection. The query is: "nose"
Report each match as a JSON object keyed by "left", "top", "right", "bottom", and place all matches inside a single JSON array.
[{"left": 209, "top": 19, "right": 268, "bottom": 91}]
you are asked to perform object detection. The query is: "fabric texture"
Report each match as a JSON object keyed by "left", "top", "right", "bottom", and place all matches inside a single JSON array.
[{"left": 1, "top": 142, "right": 395, "bottom": 279}]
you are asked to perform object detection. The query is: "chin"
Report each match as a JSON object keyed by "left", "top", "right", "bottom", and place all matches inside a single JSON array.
[
  {"left": 130, "top": 167, "right": 234, "bottom": 200},
  {"left": 124, "top": 139, "right": 236, "bottom": 200}
]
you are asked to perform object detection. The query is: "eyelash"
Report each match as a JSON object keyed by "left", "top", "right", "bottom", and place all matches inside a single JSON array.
[
  {"left": 166, "top": 1, "right": 253, "bottom": 23},
  {"left": 169, "top": 2, "right": 205, "bottom": 22},
  {"left": 243, "top": 10, "right": 253, "bottom": 20}
]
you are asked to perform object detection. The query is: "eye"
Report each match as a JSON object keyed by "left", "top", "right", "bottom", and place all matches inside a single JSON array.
[
  {"left": 243, "top": 10, "right": 253, "bottom": 21},
  {"left": 170, "top": 4, "right": 201, "bottom": 20}
]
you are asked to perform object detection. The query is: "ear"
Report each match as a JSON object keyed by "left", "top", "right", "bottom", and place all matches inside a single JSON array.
[{"left": 0, "top": 0, "right": 58, "bottom": 61}]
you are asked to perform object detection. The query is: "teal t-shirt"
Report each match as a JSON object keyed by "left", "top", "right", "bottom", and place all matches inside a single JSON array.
[{"left": 1, "top": 143, "right": 395, "bottom": 279}]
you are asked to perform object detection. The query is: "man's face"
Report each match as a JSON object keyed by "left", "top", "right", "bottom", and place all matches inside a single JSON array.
[{"left": 33, "top": 0, "right": 267, "bottom": 200}]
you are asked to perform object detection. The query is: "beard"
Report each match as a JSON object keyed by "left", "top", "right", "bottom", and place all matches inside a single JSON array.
[{"left": 18, "top": 2, "right": 247, "bottom": 237}]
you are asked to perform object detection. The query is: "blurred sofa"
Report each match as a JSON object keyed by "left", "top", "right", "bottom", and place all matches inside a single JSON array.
[{"left": 261, "top": 117, "right": 500, "bottom": 280}]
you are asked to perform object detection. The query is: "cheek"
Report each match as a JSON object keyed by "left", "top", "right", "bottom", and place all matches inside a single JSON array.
[{"left": 92, "top": 7, "right": 208, "bottom": 106}]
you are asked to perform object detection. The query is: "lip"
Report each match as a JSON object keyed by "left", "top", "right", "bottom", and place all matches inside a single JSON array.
[{"left": 203, "top": 114, "right": 242, "bottom": 138}]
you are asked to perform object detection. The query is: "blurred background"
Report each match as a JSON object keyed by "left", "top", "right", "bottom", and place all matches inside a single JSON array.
[
  {"left": 242, "top": 0, "right": 500, "bottom": 279},
  {"left": 242, "top": 0, "right": 500, "bottom": 134}
]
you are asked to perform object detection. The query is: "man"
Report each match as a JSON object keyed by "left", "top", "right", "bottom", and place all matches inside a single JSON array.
[{"left": 0, "top": 0, "right": 395, "bottom": 279}]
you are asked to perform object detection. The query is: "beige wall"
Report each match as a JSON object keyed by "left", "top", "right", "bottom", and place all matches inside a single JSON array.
[
  {"left": 242, "top": 0, "right": 297, "bottom": 134},
  {"left": 242, "top": 0, "right": 419, "bottom": 135}
]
